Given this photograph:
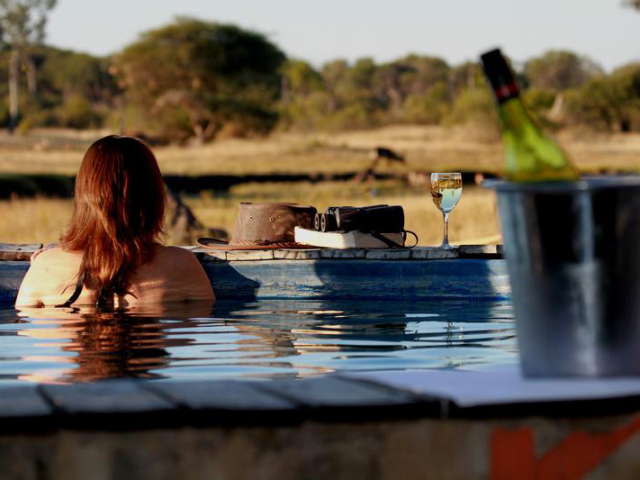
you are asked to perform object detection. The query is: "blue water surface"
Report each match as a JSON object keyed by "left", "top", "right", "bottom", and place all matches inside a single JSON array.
[{"left": 0, "top": 298, "right": 517, "bottom": 385}]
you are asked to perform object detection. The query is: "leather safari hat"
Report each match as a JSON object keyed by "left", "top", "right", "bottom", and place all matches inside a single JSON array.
[{"left": 197, "top": 202, "right": 317, "bottom": 250}]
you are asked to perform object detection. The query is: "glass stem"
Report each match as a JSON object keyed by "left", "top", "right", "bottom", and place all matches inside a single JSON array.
[{"left": 442, "top": 212, "right": 450, "bottom": 246}]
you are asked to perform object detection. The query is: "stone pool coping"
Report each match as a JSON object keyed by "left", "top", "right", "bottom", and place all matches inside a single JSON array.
[{"left": 0, "top": 242, "right": 503, "bottom": 262}]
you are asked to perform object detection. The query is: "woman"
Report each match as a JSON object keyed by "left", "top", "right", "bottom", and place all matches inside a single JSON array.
[{"left": 15, "top": 136, "right": 214, "bottom": 308}]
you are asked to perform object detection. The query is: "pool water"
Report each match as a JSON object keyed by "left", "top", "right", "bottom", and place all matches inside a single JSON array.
[{"left": 0, "top": 298, "right": 517, "bottom": 385}]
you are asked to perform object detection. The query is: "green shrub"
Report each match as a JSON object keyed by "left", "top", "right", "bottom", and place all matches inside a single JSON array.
[
  {"left": 445, "top": 88, "right": 497, "bottom": 126},
  {"left": 56, "top": 94, "right": 102, "bottom": 129},
  {"left": 322, "top": 103, "right": 378, "bottom": 131},
  {"left": 522, "top": 88, "right": 556, "bottom": 112},
  {"left": 401, "top": 83, "right": 450, "bottom": 124}
]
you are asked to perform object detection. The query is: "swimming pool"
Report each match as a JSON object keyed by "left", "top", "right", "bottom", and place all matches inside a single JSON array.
[{"left": 0, "top": 297, "right": 516, "bottom": 385}]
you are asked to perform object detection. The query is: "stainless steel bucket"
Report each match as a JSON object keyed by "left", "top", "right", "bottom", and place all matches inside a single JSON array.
[{"left": 490, "top": 176, "right": 640, "bottom": 377}]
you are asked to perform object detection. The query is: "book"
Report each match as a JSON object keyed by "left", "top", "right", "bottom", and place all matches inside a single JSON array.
[{"left": 294, "top": 227, "right": 405, "bottom": 249}]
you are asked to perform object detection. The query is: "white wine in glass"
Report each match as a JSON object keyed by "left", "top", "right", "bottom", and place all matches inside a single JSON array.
[{"left": 430, "top": 173, "right": 462, "bottom": 249}]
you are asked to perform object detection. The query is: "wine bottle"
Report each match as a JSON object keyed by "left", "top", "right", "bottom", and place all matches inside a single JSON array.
[{"left": 480, "top": 49, "right": 579, "bottom": 182}]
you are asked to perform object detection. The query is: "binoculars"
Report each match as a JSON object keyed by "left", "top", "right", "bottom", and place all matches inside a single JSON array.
[{"left": 314, "top": 204, "right": 405, "bottom": 233}]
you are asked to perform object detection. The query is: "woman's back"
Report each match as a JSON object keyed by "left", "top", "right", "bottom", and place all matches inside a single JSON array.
[
  {"left": 15, "top": 135, "right": 214, "bottom": 309},
  {"left": 16, "top": 245, "right": 213, "bottom": 308}
]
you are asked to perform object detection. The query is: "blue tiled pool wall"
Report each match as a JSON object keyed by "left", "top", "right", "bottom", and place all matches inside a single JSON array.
[{"left": 0, "top": 258, "right": 511, "bottom": 307}]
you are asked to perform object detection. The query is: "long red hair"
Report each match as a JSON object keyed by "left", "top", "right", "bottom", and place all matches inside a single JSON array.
[{"left": 61, "top": 136, "right": 165, "bottom": 300}]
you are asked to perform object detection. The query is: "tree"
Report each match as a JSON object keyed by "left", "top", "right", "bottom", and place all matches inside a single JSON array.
[
  {"left": 278, "top": 59, "right": 330, "bottom": 130},
  {"left": 0, "top": 0, "right": 56, "bottom": 132},
  {"left": 448, "top": 61, "right": 484, "bottom": 95},
  {"left": 280, "top": 59, "right": 323, "bottom": 100},
  {"left": 38, "top": 47, "right": 115, "bottom": 102},
  {"left": 113, "top": 17, "right": 286, "bottom": 143},
  {"left": 370, "top": 55, "right": 451, "bottom": 124},
  {"left": 398, "top": 55, "right": 450, "bottom": 96},
  {"left": 321, "top": 59, "right": 350, "bottom": 114},
  {"left": 565, "top": 63, "right": 640, "bottom": 132},
  {"left": 374, "top": 61, "right": 413, "bottom": 114},
  {"left": 524, "top": 50, "right": 602, "bottom": 92}
]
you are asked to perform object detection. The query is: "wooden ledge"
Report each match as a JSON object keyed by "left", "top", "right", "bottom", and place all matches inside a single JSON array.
[{"left": 0, "top": 373, "right": 638, "bottom": 434}]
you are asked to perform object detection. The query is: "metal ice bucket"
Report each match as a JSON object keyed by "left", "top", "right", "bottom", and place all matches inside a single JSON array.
[{"left": 490, "top": 176, "right": 640, "bottom": 377}]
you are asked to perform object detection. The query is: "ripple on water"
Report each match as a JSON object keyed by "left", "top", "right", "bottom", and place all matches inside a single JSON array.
[{"left": 0, "top": 298, "right": 517, "bottom": 384}]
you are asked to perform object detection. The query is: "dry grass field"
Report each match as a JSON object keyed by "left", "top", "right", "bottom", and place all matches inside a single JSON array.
[
  {"left": 1, "top": 125, "right": 639, "bottom": 246},
  {"left": 0, "top": 184, "right": 500, "bottom": 246},
  {"left": 2, "top": 125, "right": 640, "bottom": 176}
]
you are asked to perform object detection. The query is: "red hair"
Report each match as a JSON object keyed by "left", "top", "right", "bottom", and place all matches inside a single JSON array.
[{"left": 61, "top": 135, "right": 165, "bottom": 300}]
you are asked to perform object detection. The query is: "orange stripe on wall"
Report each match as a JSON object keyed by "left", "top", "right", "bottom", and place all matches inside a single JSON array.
[
  {"left": 491, "top": 427, "right": 535, "bottom": 480},
  {"left": 491, "top": 415, "right": 640, "bottom": 479}
]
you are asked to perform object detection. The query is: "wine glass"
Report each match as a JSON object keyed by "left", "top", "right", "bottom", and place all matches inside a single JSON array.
[{"left": 430, "top": 173, "right": 462, "bottom": 249}]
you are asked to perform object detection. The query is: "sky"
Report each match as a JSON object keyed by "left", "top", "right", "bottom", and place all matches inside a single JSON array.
[{"left": 45, "top": 0, "right": 640, "bottom": 72}]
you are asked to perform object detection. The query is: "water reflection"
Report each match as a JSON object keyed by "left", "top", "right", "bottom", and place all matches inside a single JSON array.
[
  {"left": 15, "top": 302, "right": 213, "bottom": 383},
  {"left": 2, "top": 299, "right": 517, "bottom": 384}
]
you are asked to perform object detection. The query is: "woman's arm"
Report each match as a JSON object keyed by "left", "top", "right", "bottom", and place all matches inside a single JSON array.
[
  {"left": 182, "top": 250, "right": 215, "bottom": 302},
  {"left": 15, "top": 255, "right": 45, "bottom": 307}
]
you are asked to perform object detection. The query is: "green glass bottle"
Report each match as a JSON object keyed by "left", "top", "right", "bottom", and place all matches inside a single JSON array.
[{"left": 480, "top": 49, "right": 579, "bottom": 182}]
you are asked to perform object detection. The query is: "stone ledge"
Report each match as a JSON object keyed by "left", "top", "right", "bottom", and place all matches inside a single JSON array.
[
  {"left": 365, "top": 249, "right": 412, "bottom": 260},
  {"left": 0, "top": 243, "right": 42, "bottom": 261},
  {"left": 459, "top": 244, "right": 503, "bottom": 257},
  {"left": 225, "top": 250, "right": 275, "bottom": 261},
  {"left": 320, "top": 249, "right": 366, "bottom": 259},
  {"left": 192, "top": 245, "right": 502, "bottom": 262},
  {"left": 274, "top": 249, "right": 322, "bottom": 260},
  {"left": 411, "top": 247, "right": 458, "bottom": 259},
  {"left": 1, "top": 244, "right": 503, "bottom": 263}
]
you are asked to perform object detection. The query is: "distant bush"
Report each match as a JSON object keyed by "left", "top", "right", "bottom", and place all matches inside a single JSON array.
[
  {"left": 522, "top": 88, "right": 556, "bottom": 113},
  {"left": 16, "top": 117, "right": 35, "bottom": 136},
  {"left": 325, "top": 103, "right": 378, "bottom": 131},
  {"left": 56, "top": 94, "right": 102, "bottom": 129},
  {"left": 445, "top": 89, "right": 496, "bottom": 126},
  {"left": 442, "top": 88, "right": 499, "bottom": 141},
  {"left": 524, "top": 50, "right": 603, "bottom": 92},
  {"left": 564, "top": 63, "right": 640, "bottom": 132},
  {"left": 279, "top": 91, "right": 333, "bottom": 131},
  {"left": 400, "top": 83, "right": 450, "bottom": 124}
]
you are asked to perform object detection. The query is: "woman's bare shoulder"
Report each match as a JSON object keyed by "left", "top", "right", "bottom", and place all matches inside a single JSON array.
[
  {"left": 147, "top": 246, "right": 205, "bottom": 276},
  {"left": 156, "top": 245, "right": 194, "bottom": 255},
  {"left": 135, "top": 245, "right": 214, "bottom": 302},
  {"left": 15, "top": 247, "right": 81, "bottom": 307},
  {"left": 154, "top": 245, "right": 199, "bottom": 262},
  {"left": 32, "top": 246, "right": 81, "bottom": 270}
]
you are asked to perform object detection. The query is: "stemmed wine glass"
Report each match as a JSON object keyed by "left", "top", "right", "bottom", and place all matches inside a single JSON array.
[{"left": 430, "top": 173, "right": 462, "bottom": 249}]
